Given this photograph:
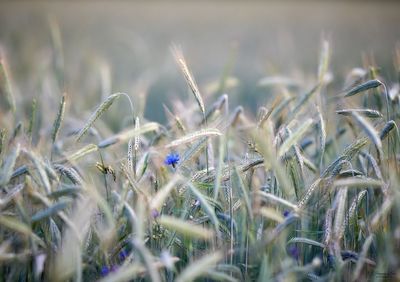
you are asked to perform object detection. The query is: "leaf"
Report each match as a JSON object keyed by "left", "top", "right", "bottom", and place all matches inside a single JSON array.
[
  {"left": 166, "top": 128, "right": 222, "bottom": 148},
  {"left": 232, "top": 167, "right": 253, "bottom": 221},
  {"left": 0, "top": 215, "right": 32, "bottom": 236},
  {"left": 351, "top": 112, "right": 383, "bottom": 161},
  {"left": 278, "top": 119, "right": 314, "bottom": 157},
  {"left": 188, "top": 182, "right": 219, "bottom": 231},
  {"left": 175, "top": 251, "right": 223, "bottom": 282},
  {"left": 334, "top": 177, "right": 383, "bottom": 189},
  {"left": 158, "top": 216, "right": 214, "bottom": 240},
  {"left": 287, "top": 237, "right": 325, "bottom": 248},
  {"left": 31, "top": 200, "right": 70, "bottom": 223},
  {"left": 64, "top": 144, "right": 98, "bottom": 163},
  {"left": 150, "top": 175, "right": 183, "bottom": 211},
  {"left": 256, "top": 191, "right": 298, "bottom": 211},
  {"left": 98, "top": 122, "right": 159, "bottom": 148}
]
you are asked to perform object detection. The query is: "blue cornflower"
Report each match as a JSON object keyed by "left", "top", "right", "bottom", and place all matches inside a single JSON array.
[
  {"left": 119, "top": 249, "right": 129, "bottom": 261},
  {"left": 288, "top": 245, "right": 300, "bottom": 260},
  {"left": 100, "top": 266, "right": 110, "bottom": 276},
  {"left": 101, "top": 265, "right": 118, "bottom": 277},
  {"left": 164, "top": 153, "right": 180, "bottom": 168},
  {"left": 151, "top": 209, "right": 160, "bottom": 219},
  {"left": 283, "top": 210, "right": 290, "bottom": 217}
]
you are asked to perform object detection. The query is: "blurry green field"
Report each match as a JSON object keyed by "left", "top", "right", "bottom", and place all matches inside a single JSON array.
[
  {"left": 1, "top": 1, "right": 400, "bottom": 122},
  {"left": 1, "top": 2, "right": 400, "bottom": 282}
]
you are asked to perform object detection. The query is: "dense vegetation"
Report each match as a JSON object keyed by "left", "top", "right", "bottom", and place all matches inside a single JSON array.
[{"left": 0, "top": 36, "right": 400, "bottom": 281}]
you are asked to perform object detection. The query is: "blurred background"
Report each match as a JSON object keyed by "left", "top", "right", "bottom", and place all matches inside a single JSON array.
[{"left": 0, "top": 1, "right": 400, "bottom": 123}]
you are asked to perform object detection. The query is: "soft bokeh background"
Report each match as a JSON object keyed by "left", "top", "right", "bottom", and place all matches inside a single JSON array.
[{"left": 1, "top": 1, "right": 400, "bottom": 123}]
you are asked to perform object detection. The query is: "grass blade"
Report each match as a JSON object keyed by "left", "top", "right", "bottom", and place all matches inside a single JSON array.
[
  {"left": 0, "top": 55, "right": 16, "bottom": 112},
  {"left": 175, "top": 251, "right": 223, "bottom": 282},
  {"left": 31, "top": 200, "right": 70, "bottom": 223},
  {"left": 166, "top": 128, "right": 222, "bottom": 148},
  {"left": 158, "top": 216, "right": 214, "bottom": 240},
  {"left": 351, "top": 112, "right": 383, "bottom": 161},
  {"left": 98, "top": 122, "right": 159, "bottom": 148},
  {"left": 278, "top": 119, "right": 314, "bottom": 157}
]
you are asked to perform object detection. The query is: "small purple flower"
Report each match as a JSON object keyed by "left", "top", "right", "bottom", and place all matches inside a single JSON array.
[
  {"left": 101, "top": 265, "right": 118, "bottom": 276},
  {"left": 151, "top": 209, "right": 160, "bottom": 219},
  {"left": 283, "top": 210, "right": 290, "bottom": 217},
  {"left": 164, "top": 153, "right": 180, "bottom": 168},
  {"left": 100, "top": 266, "right": 109, "bottom": 276},
  {"left": 119, "top": 249, "right": 129, "bottom": 261},
  {"left": 288, "top": 245, "right": 300, "bottom": 260}
]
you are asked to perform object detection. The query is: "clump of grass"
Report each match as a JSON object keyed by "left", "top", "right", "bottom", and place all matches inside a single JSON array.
[{"left": 0, "top": 38, "right": 400, "bottom": 282}]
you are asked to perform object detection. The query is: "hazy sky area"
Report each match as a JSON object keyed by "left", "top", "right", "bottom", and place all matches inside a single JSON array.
[{"left": 0, "top": 1, "right": 399, "bottom": 122}]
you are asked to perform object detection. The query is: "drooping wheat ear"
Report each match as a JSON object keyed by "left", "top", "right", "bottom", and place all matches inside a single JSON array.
[
  {"left": 76, "top": 93, "right": 122, "bottom": 142},
  {"left": 344, "top": 79, "right": 382, "bottom": 97},
  {"left": 380, "top": 120, "right": 397, "bottom": 140},
  {"left": 344, "top": 79, "right": 391, "bottom": 119},
  {"left": 54, "top": 164, "right": 84, "bottom": 185},
  {"left": 336, "top": 109, "right": 383, "bottom": 118},
  {"left": 52, "top": 94, "right": 66, "bottom": 143},
  {"left": 171, "top": 45, "right": 205, "bottom": 116}
]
